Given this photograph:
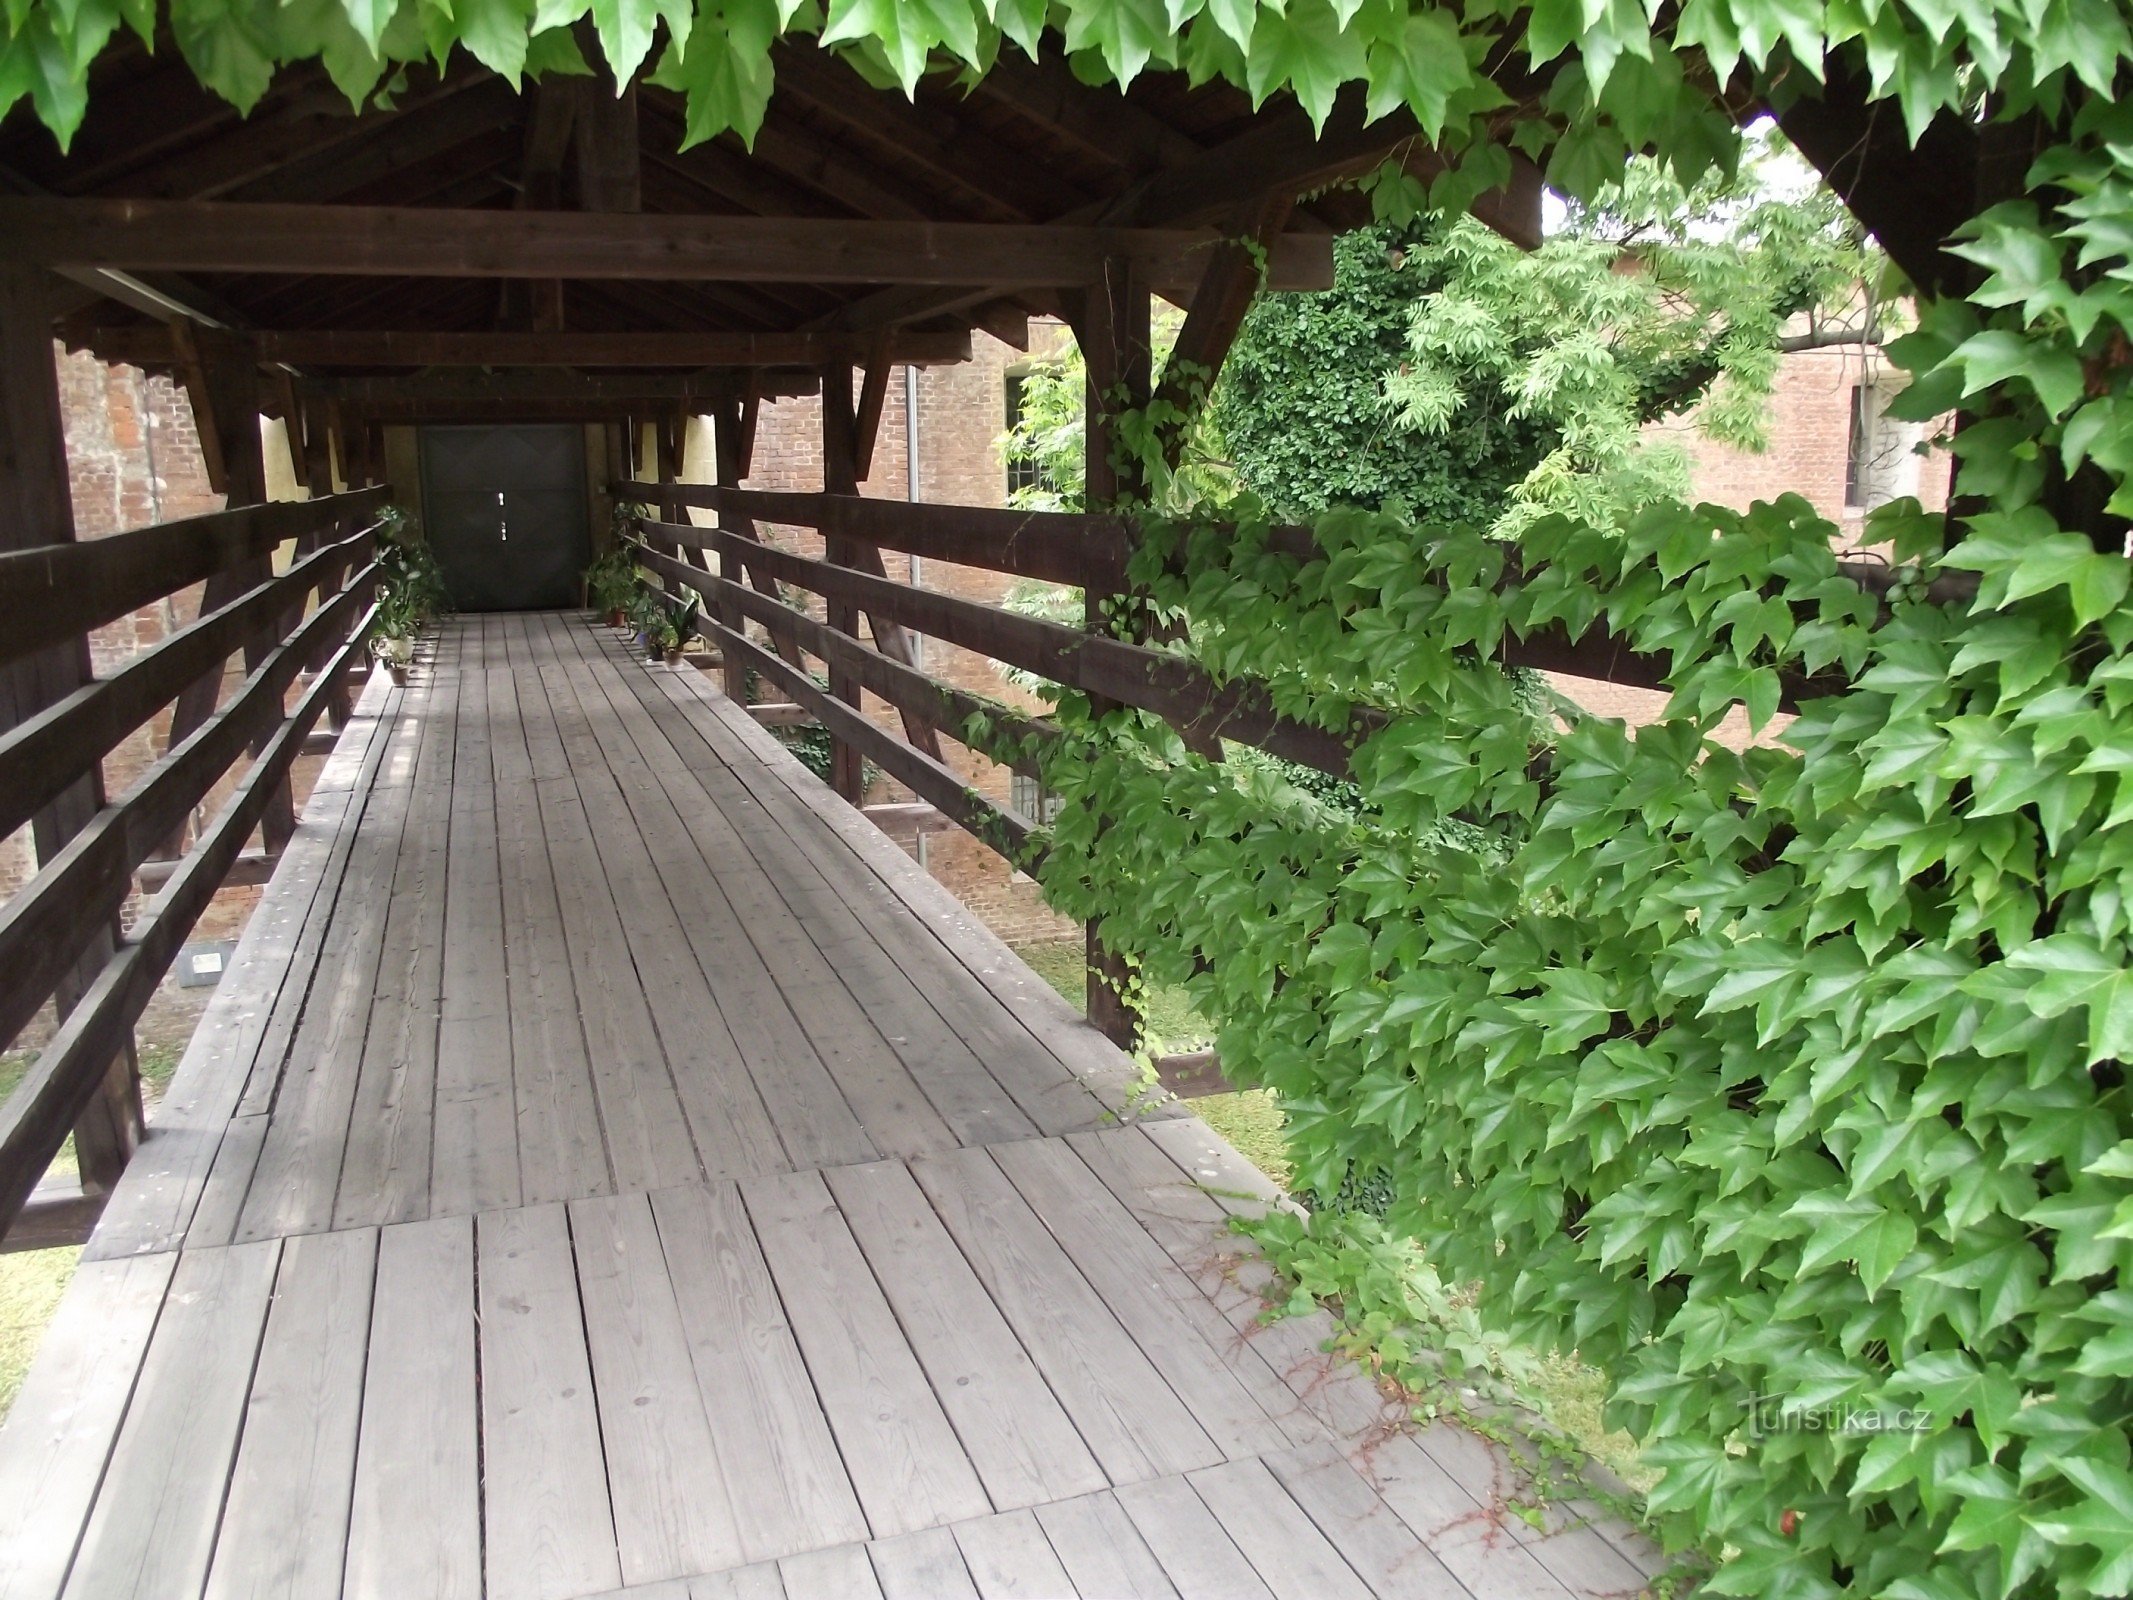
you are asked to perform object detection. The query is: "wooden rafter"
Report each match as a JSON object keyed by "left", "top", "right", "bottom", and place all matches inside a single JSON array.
[
  {"left": 0, "top": 198, "right": 1336, "bottom": 290},
  {"left": 83, "top": 326, "right": 977, "bottom": 369}
]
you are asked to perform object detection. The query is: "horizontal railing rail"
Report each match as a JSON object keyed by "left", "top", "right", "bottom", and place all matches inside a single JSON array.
[
  {"left": 624, "top": 480, "right": 1963, "bottom": 705},
  {"left": 640, "top": 515, "right": 1362, "bottom": 776},
  {"left": 0, "top": 489, "right": 386, "bottom": 1243},
  {"left": 0, "top": 486, "right": 388, "bottom": 671}
]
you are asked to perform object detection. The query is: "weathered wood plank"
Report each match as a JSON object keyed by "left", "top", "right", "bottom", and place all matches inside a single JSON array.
[
  {"left": 232, "top": 641, "right": 435, "bottom": 1242},
  {"left": 0, "top": 1252, "right": 175, "bottom": 1600},
  {"left": 0, "top": 199, "right": 1334, "bottom": 290},
  {"left": 1184, "top": 1457, "right": 1374, "bottom": 1600},
  {"left": 989, "top": 1136, "right": 1308, "bottom": 1457},
  {"left": 866, "top": 1528, "right": 980, "bottom": 1600},
  {"left": 571, "top": 639, "right": 1023, "bottom": 1154},
  {"left": 1033, "top": 1492, "right": 1182, "bottom": 1600},
  {"left": 203, "top": 1228, "right": 377, "bottom": 1600},
  {"left": 479, "top": 1203, "right": 623, "bottom": 1600},
  {"left": 597, "top": 648, "right": 1046, "bottom": 1147},
  {"left": 648, "top": 661, "right": 1146, "bottom": 1120},
  {"left": 742, "top": 1167, "right": 991, "bottom": 1536},
  {"left": 544, "top": 633, "right": 890, "bottom": 1168},
  {"left": 824, "top": 1159, "right": 1105, "bottom": 1510},
  {"left": 512, "top": 632, "right": 707, "bottom": 1195},
  {"left": 330, "top": 627, "right": 459, "bottom": 1229},
  {"left": 344, "top": 1216, "right": 481, "bottom": 1600},
  {"left": 1121, "top": 1124, "right": 1614, "bottom": 1599},
  {"left": 90, "top": 326, "right": 974, "bottom": 369},
  {"left": 909, "top": 1145, "right": 1222, "bottom": 1483},
  {"left": 1111, "top": 1473, "right": 1277, "bottom": 1600},
  {"left": 637, "top": 659, "right": 1135, "bottom": 1128},
  {"left": 430, "top": 650, "right": 520, "bottom": 1215},
  {"left": 85, "top": 672, "right": 394, "bottom": 1259},
  {"left": 950, "top": 1510, "right": 1078, "bottom": 1600},
  {"left": 1263, "top": 1441, "right": 1472, "bottom": 1600},
  {"left": 61, "top": 1240, "right": 281, "bottom": 1600},
  {"left": 777, "top": 1545, "right": 884, "bottom": 1600},
  {"left": 0, "top": 490, "right": 386, "bottom": 673},
  {"left": 485, "top": 661, "right": 612, "bottom": 1206},
  {"left": 570, "top": 1191, "right": 745, "bottom": 1584},
  {"left": 649, "top": 1182, "right": 868, "bottom": 1562}
]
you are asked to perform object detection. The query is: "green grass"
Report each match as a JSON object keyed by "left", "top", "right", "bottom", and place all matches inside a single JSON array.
[
  {"left": 1013, "top": 939, "right": 1293, "bottom": 1191},
  {"left": 0, "top": 1250, "right": 76, "bottom": 1421},
  {"left": 0, "top": 1042, "right": 182, "bottom": 1423}
]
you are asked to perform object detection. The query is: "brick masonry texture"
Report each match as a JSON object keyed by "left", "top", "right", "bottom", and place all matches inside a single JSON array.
[{"left": 3, "top": 345, "right": 316, "bottom": 998}]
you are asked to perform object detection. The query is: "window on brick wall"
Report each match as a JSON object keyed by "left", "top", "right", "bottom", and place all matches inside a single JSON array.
[
  {"left": 1009, "top": 770, "right": 1065, "bottom": 826},
  {"left": 1003, "top": 372, "right": 1051, "bottom": 499},
  {"left": 1008, "top": 771, "right": 1062, "bottom": 882},
  {"left": 1846, "top": 381, "right": 1911, "bottom": 511}
]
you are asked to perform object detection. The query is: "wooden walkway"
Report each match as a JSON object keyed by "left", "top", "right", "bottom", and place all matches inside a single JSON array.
[{"left": 0, "top": 616, "right": 1661, "bottom": 1600}]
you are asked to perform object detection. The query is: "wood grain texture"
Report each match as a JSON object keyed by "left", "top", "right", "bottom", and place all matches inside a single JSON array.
[
  {"left": 61, "top": 1240, "right": 280, "bottom": 1600},
  {"left": 743, "top": 1167, "right": 991, "bottom": 1537},
  {"left": 344, "top": 1217, "right": 480, "bottom": 1600},
  {"left": 0, "top": 1252, "right": 175, "bottom": 1600},
  {"left": 649, "top": 1182, "right": 868, "bottom": 1562},
  {"left": 203, "top": 1228, "right": 377, "bottom": 1600},
  {"left": 478, "top": 1203, "right": 622, "bottom": 1600},
  {"left": 570, "top": 1191, "right": 745, "bottom": 1584}
]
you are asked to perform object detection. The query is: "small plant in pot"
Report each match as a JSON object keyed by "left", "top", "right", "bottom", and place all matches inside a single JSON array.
[
  {"left": 373, "top": 630, "right": 414, "bottom": 685},
  {"left": 582, "top": 549, "right": 638, "bottom": 627},
  {"left": 645, "top": 613, "right": 681, "bottom": 664}
]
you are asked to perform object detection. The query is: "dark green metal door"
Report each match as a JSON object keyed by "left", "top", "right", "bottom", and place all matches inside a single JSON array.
[{"left": 418, "top": 424, "right": 590, "bottom": 611}]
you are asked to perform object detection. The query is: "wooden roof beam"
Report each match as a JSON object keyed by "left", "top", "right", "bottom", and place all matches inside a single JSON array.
[
  {"left": 226, "top": 77, "right": 523, "bottom": 204},
  {"left": 969, "top": 53, "right": 1203, "bottom": 178},
  {"left": 0, "top": 199, "right": 1336, "bottom": 289},
  {"left": 767, "top": 47, "right": 1092, "bottom": 221},
  {"left": 315, "top": 370, "right": 758, "bottom": 404},
  {"left": 79, "top": 326, "right": 973, "bottom": 368}
]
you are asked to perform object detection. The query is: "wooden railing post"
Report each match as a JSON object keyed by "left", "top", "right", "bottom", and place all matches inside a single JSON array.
[
  {"left": 1075, "top": 254, "right": 1153, "bottom": 1052},
  {"left": 0, "top": 260, "right": 144, "bottom": 1186},
  {"left": 710, "top": 386, "right": 750, "bottom": 702},
  {"left": 821, "top": 360, "right": 867, "bottom": 802}
]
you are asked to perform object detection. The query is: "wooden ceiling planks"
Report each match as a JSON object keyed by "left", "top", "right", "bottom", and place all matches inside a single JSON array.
[{"left": 0, "top": 36, "right": 1534, "bottom": 414}]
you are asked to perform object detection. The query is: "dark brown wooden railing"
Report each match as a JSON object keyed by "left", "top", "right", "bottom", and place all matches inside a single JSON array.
[
  {"left": 0, "top": 485, "right": 388, "bottom": 1245},
  {"left": 615, "top": 477, "right": 1945, "bottom": 1071}
]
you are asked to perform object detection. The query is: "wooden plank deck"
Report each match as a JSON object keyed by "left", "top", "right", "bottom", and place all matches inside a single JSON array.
[{"left": 0, "top": 615, "right": 1662, "bottom": 1600}]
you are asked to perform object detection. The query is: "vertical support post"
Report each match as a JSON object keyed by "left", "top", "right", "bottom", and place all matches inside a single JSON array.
[
  {"left": 203, "top": 332, "right": 299, "bottom": 858},
  {"left": 821, "top": 360, "right": 866, "bottom": 803},
  {"left": 1077, "top": 255, "right": 1153, "bottom": 1052},
  {"left": 297, "top": 389, "right": 355, "bottom": 726},
  {"left": 0, "top": 261, "right": 144, "bottom": 1187},
  {"left": 710, "top": 386, "right": 750, "bottom": 702}
]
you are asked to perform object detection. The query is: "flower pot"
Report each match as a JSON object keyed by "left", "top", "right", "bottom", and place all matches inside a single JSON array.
[
  {"left": 608, "top": 608, "right": 625, "bottom": 629},
  {"left": 389, "top": 663, "right": 409, "bottom": 686},
  {"left": 664, "top": 646, "right": 684, "bottom": 666}
]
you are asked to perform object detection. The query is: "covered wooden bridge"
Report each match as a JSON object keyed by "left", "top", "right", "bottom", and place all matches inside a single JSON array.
[{"left": 0, "top": 34, "right": 1660, "bottom": 1600}]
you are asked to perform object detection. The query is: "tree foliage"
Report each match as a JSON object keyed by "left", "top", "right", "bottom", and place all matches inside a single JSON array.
[{"left": 1387, "top": 133, "right": 1882, "bottom": 540}]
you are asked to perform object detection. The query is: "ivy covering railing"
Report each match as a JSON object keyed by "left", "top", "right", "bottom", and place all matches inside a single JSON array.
[{"left": 624, "top": 419, "right": 2133, "bottom": 1596}]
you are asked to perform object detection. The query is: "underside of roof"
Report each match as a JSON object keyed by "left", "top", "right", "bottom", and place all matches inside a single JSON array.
[{"left": 0, "top": 33, "right": 1538, "bottom": 403}]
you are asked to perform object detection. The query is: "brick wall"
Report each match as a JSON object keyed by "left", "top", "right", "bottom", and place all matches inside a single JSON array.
[
  {"left": 1658, "top": 342, "right": 1952, "bottom": 543},
  {"left": 2, "top": 344, "right": 308, "bottom": 988}
]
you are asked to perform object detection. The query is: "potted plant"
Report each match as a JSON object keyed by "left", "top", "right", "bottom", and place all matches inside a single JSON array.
[
  {"left": 373, "top": 630, "right": 414, "bottom": 685},
  {"left": 582, "top": 549, "right": 637, "bottom": 627}
]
